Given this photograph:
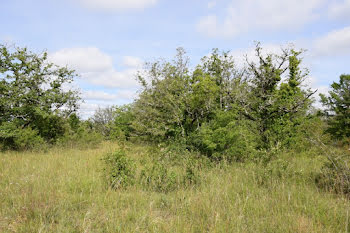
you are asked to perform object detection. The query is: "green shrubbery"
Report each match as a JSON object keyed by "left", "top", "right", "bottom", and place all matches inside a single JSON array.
[
  {"left": 103, "top": 149, "right": 136, "bottom": 189},
  {"left": 129, "top": 44, "right": 317, "bottom": 163},
  {"left": 103, "top": 147, "right": 201, "bottom": 192},
  {"left": 0, "top": 122, "right": 45, "bottom": 150},
  {"left": 189, "top": 110, "right": 258, "bottom": 162}
]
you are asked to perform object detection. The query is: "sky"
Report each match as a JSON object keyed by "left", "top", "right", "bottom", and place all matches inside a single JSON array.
[{"left": 1, "top": 0, "right": 349, "bottom": 118}]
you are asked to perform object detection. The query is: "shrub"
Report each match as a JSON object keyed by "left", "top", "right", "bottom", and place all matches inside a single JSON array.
[
  {"left": 57, "top": 122, "right": 103, "bottom": 149},
  {"left": 103, "top": 149, "right": 136, "bottom": 189},
  {"left": 0, "top": 122, "right": 45, "bottom": 150},
  {"left": 189, "top": 110, "right": 258, "bottom": 162},
  {"left": 140, "top": 161, "right": 179, "bottom": 192}
]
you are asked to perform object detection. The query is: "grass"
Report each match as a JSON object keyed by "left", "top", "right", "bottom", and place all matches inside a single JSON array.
[{"left": 1, "top": 141, "right": 350, "bottom": 232}]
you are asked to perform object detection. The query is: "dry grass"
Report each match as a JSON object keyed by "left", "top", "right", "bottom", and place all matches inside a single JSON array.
[{"left": 1, "top": 141, "right": 350, "bottom": 232}]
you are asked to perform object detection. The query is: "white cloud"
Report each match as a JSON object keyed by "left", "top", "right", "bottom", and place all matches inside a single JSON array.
[
  {"left": 49, "top": 47, "right": 143, "bottom": 118},
  {"left": 82, "top": 69, "right": 139, "bottom": 88},
  {"left": 313, "top": 26, "right": 350, "bottom": 57},
  {"left": 197, "top": 0, "right": 324, "bottom": 38},
  {"left": 77, "top": 0, "right": 158, "bottom": 11},
  {"left": 79, "top": 102, "right": 104, "bottom": 118},
  {"left": 122, "top": 56, "right": 143, "bottom": 68},
  {"left": 115, "top": 89, "right": 138, "bottom": 100},
  {"left": 329, "top": 0, "right": 350, "bottom": 19},
  {"left": 49, "top": 48, "right": 142, "bottom": 89},
  {"left": 83, "top": 89, "right": 138, "bottom": 101},
  {"left": 79, "top": 89, "right": 138, "bottom": 118},
  {"left": 49, "top": 47, "right": 113, "bottom": 73},
  {"left": 83, "top": 90, "right": 118, "bottom": 101}
]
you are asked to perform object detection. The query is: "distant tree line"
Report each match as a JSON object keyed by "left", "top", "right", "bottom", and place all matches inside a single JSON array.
[{"left": 0, "top": 43, "right": 349, "bottom": 156}]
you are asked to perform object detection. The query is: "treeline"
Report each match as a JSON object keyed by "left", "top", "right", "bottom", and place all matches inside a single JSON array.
[{"left": 1, "top": 43, "right": 349, "bottom": 153}]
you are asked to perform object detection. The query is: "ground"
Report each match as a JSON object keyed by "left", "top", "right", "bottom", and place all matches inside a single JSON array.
[{"left": 0, "top": 141, "right": 349, "bottom": 232}]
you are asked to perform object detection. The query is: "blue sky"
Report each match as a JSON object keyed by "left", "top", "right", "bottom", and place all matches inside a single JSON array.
[{"left": 1, "top": 0, "right": 349, "bottom": 117}]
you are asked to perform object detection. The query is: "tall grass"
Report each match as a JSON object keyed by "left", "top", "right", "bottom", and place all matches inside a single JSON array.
[{"left": 1, "top": 141, "right": 350, "bottom": 232}]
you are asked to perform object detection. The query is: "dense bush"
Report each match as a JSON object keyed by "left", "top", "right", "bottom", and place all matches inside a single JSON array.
[
  {"left": 0, "top": 122, "right": 44, "bottom": 150},
  {"left": 57, "top": 120, "right": 103, "bottom": 149},
  {"left": 103, "top": 149, "right": 136, "bottom": 189},
  {"left": 189, "top": 110, "right": 258, "bottom": 162},
  {"left": 130, "top": 44, "right": 315, "bottom": 162}
]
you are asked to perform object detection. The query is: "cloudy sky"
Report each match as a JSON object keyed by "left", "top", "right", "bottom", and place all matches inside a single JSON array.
[{"left": 1, "top": 0, "right": 349, "bottom": 117}]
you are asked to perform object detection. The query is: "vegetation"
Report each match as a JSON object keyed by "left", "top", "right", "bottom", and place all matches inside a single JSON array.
[
  {"left": 1, "top": 43, "right": 350, "bottom": 232},
  {"left": 321, "top": 74, "right": 350, "bottom": 141},
  {"left": 0, "top": 44, "right": 80, "bottom": 149},
  {"left": 1, "top": 142, "right": 350, "bottom": 232}
]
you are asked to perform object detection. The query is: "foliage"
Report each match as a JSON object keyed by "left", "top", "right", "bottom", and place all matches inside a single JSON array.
[
  {"left": 90, "top": 106, "right": 116, "bottom": 137},
  {"left": 132, "top": 43, "right": 315, "bottom": 159},
  {"left": 57, "top": 121, "right": 103, "bottom": 149},
  {"left": 242, "top": 44, "right": 315, "bottom": 148},
  {"left": 103, "top": 149, "right": 136, "bottom": 189},
  {"left": 189, "top": 109, "right": 258, "bottom": 162},
  {"left": 109, "top": 104, "right": 135, "bottom": 140},
  {"left": 320, "top": 74, "right": 350, "bottom": 141},
  {"left": 0, "top": 44, "right": 80, "bottom": 148},
  {"left": 0, "top": 121, "right": 45, "bottom": 150}
]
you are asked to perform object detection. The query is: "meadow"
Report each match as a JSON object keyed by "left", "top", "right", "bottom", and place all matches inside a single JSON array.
[{"left": 1, "top": 141, "right": 349, "bottom": 233}]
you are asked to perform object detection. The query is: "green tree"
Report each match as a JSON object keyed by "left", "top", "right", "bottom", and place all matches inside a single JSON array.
[
  {"left": 90, "top": 106, "right": 116, "bottom": 137},
  {"left": 242, "top": 43, "right": 315, "bottom": 148},
  {"left": 0, "top": 44, "right": 80, "bottom": 148},
  {"left": 131, "top": 44, "right": 315, "bottom": 157},
  {"left": 132, "top": 48, "right": 190, "bottom": 140},
  {"left": 320, "top": 74, "right": 350, "bottom": 140},
  {"left": 110, "top": 105, "right": 135, "bottom": 140}
]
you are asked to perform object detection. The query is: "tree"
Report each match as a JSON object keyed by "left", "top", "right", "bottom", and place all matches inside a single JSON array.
[
  {"left": 131, "top": 44, "right": 315, "bottom": 158},
  {"left": 242, "top": 43, "right": 315, "bottom": 148},
  {"left": 320, "top": 74, "right": 350, "bottom": 140},
  {"left": 0, "top": 44, "right": 80, "bottom": 147},
  {"left": 111, "top": 105, "right": 135, "bottom": 140},
  {"left": 132, "top": 48, "right": 190, "bottom": 140},
  {"left": 90, "top": 106, "right": 116, "bottom": 137}
]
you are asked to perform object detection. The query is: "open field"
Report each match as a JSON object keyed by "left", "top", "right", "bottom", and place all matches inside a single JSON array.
[{"left": 1, "top": 141, "right": 350, "bottom": 233}]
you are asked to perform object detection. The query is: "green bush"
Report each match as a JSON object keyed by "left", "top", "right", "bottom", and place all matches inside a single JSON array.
[
  {"left": 189, "top": 111, "right": 258, "bottom": 162},
  {"left": 103, "top": 149, "right": 136, "bottom": 189},
  {"left": 0, "top": 122, "right": 45, "bottom": 150},
  {"left": 140, "top": 161, "right": 179, "bottom": 192},
  {"left": 57, "top": 122, "right": 103, "bottom": 149},
  {"left": 139, "top": 155, "right": 201, "bottom": 192}
]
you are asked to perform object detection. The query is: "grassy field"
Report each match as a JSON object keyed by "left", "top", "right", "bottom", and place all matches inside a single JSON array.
[{"left": 1, "top": 141, "right": 350, "bottom": 232}]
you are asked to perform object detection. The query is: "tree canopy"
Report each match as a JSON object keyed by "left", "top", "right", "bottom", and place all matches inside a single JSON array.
[
  {"left": 131, "top": 43, "right": 316, "bottom": 159},
  {"left": 0, "top": 44, "right": 80, "bottom": 148},
  {"left": 321, "top": 74, "right": 350, "bottom": 140}
]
